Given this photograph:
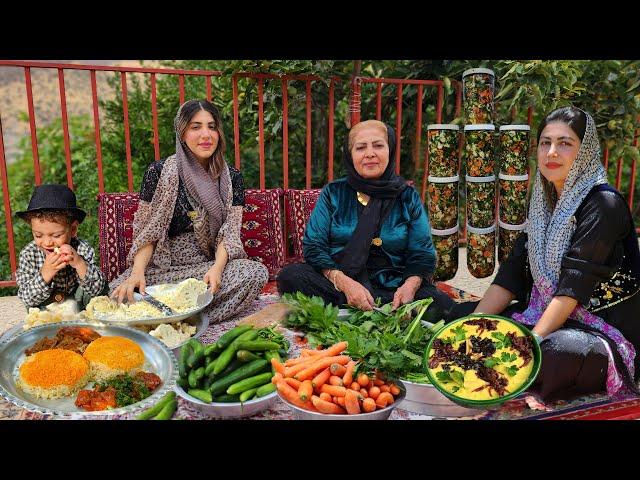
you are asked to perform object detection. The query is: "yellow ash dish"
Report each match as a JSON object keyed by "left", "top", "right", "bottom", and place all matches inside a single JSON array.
[{"left": 425, "top": 314, "right": 541, "bottom": 408}]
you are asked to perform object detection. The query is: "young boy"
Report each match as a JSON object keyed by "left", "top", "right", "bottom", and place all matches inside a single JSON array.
[{"left": 15, "top": 184, "right": 108, "bottom": 309}]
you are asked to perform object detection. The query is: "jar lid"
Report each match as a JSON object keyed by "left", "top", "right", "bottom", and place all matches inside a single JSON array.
[
  {"left": 499, "top": 124, "right": 531, "bottom": 131},
  {"left": 499, "top": 219, "right": 528, "bottom": 230},
  {"left": 462, "top": 67, "right": 495, "bottom": 78},
  {"left": 428, "top": 175, "right": 459, "bottom": 183},
  {"left": 464, "top": 124, "right": 496, "bottom": 131},
  {"left": 467, "top": 223, "right": 496, "bottom": 235},
  {"left": 498, "top": 173, "right": 529, "bottom": 181},
  {"left": 427, "top": 124, "right": 460, "bottom": 131},
  {"left": 466, "top": 174, "right": 496, "bottom": 183},
  {"left": 431, "top": 225, "right": 459, "bottom": 236}
]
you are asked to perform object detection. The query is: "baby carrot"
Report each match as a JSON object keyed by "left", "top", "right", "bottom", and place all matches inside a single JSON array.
[
  {"left": 320, "top": 384, "right": 347, "bottom": 397},
  {"left": 362, "top": 397, "right": 377, "bottom": 413},
  {"left": 356, "top": 373, "right": 370, "bottom": 387},
  {"left": 342, "top": 360, "right": 356, "bottom": 388},
  {"left": 389, "top": 384, "right": 401, "bottom": 396},
  {"left": 298, "top": 379, "right": 314, "bottom": 402},
  {"left": 344, "top": 389, "right": 361, "bottom": 415},
  {"left": 294, "top": 355, "right": 350, "bottom": 381},
  {"left": 380, "top": 384, "right": 391, "bottom": 393},
  {"left": 375, "top": 392, "right": 395, "bottom": 409},
  {"left": 335, "top": 396, "right": 346, "bottom": 408},
  {"left": 368, "top": 386, "right": 381, "bottom": 400},
  {"left": 319, "top": 392, "right": 333, "bottom": 402},
  {"left": 329, "top": 375, "right": 344, "bottom": 386},
  {"left": 330, "top": 363, "right": 346, "bottom": 377},
  {"left": 271, "top": 372, "right": 283, "bottom": 385},
  {"left": 350, "top": 382, "right": 361, "bottom": 391},
  {"left": 360, "top": 388, "right": 369, "bottom": 398},
  {"left": 285, "top": 377, "right": 302, "bottom": 390},
  {"left": 276, "top": 380, "right": 316, "bottom": 411},
  {"left": 311, "top": 367, "right": 331, "bottom": 390},
  {"left": 312, "top": 395, "right": 346, "bottom": 414},
  {"left": 271, "top": 358, "right": 286, "bottom": 375}
]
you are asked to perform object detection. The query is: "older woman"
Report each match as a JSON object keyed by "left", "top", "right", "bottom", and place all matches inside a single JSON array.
[
  {"left": 110, "top": 99, "right": 268, "bottom": 322},
  {"left": 277, "top": 120, "right": 454, "bottom": 315},
  {"left": 459, "top": 106, "right": 640, "bottom": 400}
]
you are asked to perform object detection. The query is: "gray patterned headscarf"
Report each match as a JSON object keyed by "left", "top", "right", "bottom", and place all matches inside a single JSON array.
[
  {"left": 526, "top": 110, "right": 608, "bottom": 289},
  {"left": 174, "top": 101, "right": 231, "bottom": 254}
]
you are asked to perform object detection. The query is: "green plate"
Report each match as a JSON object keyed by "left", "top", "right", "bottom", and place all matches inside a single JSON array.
[{"left": 424, "top": 314, "right": 542, "bottom": 409}]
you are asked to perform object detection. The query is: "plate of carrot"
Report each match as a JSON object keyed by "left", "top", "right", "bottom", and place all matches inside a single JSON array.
[{"left": 271, "top": 340, "right": 406, "bottom": 419}]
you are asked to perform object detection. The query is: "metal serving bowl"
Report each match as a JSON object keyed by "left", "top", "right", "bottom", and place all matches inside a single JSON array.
[
  {"left": 424, "top": 314, "right": 542, "bottom": 410},
  {"left": 277, "top": 383, "right": 406, "bottom": 420},
  {"left": 174, "top": 383, "right": 278, "bottom": 418},
  {"left": 399, "top": 379, "right": 483, "bottom": 417}
]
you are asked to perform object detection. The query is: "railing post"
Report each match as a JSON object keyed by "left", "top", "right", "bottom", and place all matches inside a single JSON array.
[{"left": 349, "top": 76, "right": 361, "bottom": 128}]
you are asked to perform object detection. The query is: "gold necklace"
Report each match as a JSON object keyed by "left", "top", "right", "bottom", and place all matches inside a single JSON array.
[{"left": 356, "top": 191, "right": 369, "bottom": 206}]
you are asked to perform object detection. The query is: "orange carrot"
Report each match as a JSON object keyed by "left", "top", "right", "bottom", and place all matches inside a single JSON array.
[
  {"left": 356, "top": 373, "right": 370, "bottom": 387},
  {"left": 329, "top": 375, "right": 343, "bottom": 386},
  {"left": 344, "top": 389, "right": 361, "bottom": 415},
  {"left": 320, "top": 341, "right": 348, "bottom": 357},
  {"left": 284, "top": 356, "right": 323, "bottom": 376},
  {"left": 311, "top": 368, "right": 331, "bottom": 390},
  {"left": 330, "top": 363, "right": 347, "bottom": 377},
  {"left": 301, "top": 348, "right": 324, "bottom": 356},
  {"left": 368, "top": 386, "right": 381, "bottom": 400},
  {"left": 271, "top": 358, "right": 286, "bottom": 375},
  {"left": 342, "top": 360, "right": 357, "bottom": 387},
  {"left": 375, "top": 392, "right": 395, "bottom": 409},
  {"left": 294, "top": 355, "right": 350, "bottom": 381},
  {"left": 311, "top": 395, "right": 346, "bottom": 414},
  {"left": 389, "top": 384, "right": 401, "bottom": 396},
  {"left": 373, "top": 378, "right": 385, "bottom": 386},
  {"left": 335, "top": 396, "right": 346, "bottom": 408},
  {"left": 380, "top": 384, "right": 391, "bottom": 393},
  {"left": 360, "top": 388, "right": 369, "bottom": 398},
  {"left": 271, "top": 372, "right": 283, "bottom": 385},
  {"left": 298, "top": 379, "right": 314, "bottom": 402},
  {"left": 362, "top": 397, "right": 377, "bottom": 413},
  {"left": 319, "top": 392, "right": 332, "bottom": 402},
  {"left": 285, "top": 377, "right": 302, "bottom": 390},
  {"left": 320, "top": 384, "right": 347, "bottom": 397},
  {"left": 276, "top": 380, "right": 316, "bottom": 411},
  {"left": 350, "top": 382, "right": 361, "bottom": 391}
]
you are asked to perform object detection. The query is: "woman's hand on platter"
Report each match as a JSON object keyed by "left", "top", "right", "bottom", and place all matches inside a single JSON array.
[
  {"left": 204, "top": 264, "right": 224, "bottom": 294},
  {"left": 111, "top": 270, "right": 146, "bottom": 304},
  {"left": 392, "top": 276, "right": 421, "bottom": 310},
  {"left": 338, "top": 275, "right": 375, "bottom": 311}
]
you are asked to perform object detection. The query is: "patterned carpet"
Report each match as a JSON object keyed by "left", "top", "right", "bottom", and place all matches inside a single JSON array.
[{"left": 2, "top": 285, "right": 639, "bottom": 420}]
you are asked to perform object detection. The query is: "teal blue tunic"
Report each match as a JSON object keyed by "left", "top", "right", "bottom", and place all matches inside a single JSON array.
[{"left": 302, "top": 178, "right": 436, "bottom": 289}]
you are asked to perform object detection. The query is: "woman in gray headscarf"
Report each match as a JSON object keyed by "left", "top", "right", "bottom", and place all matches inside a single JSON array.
[
  {"left": 460, "top": 106, "right": 640, "bottom": 401},
  {"left": 110, "top": 99, "right": 268, "bottom": 323}
]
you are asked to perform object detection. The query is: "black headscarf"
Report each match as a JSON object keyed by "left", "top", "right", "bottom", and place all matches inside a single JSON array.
[{"left": 334, "top": 123, "right": 407, "bottom": 283}]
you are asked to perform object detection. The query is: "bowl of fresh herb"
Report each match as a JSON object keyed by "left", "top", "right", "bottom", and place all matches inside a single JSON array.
[{"left": 424, "top": 314, "right": 542, "bottom": 409}]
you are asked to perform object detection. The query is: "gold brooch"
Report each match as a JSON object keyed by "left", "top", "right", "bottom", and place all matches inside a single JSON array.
[
  {"left": 356, "top": 191, "right": 369, "bottom": 206},
  {"left": 372, "top": 237, "right": 382, "bottom": 247}
]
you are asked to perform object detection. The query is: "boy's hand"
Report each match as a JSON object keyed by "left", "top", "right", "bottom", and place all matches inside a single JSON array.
[
  {"left": 41, "top": 250, "right": 68, "bottom": 284},
  {"left": 58, "top": 244, "right": 84, "bottom": 269}
]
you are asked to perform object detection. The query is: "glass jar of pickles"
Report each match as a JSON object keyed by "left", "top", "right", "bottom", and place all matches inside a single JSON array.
[
  {"left": 466, "top": 174, "right": 496, "bottom": 229},
  {"left": 499, "top": 125, "right": 530, "bottom": 176},
  {"left": 427, "top": 124, "right": 460, "bottom": 178},
  {"left": 498, "top": 173, "right": 529, "bottom": 225},
  {"left": 432, "top": 225, "right": 459, "bottom": 282},
  {"left": 462, "top": 68, "right": 495, "bottom": 124},
  {"left": 467, "top": 223, "right": 496, "bottom": 279},
  {"left": 427, "top": 175, "right": 459, "bottom": 230},
  {"left": 464, "top": 124, "right": 496, "bottom": 178},
  {"left": 498, "top": 220, "right": 527, "bottom": 264}
]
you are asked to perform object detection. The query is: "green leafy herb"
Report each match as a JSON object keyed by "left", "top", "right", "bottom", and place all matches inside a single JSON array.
[
  {"left": 436, "top": 369, "right": 465, "bottom": 387},
  {"left": 506, "top": 365, "right": 520, "bottom": 377},
  {"left": 484, "top": 357, "right": 500, "bottom": 368},
  {"left": 452, "top": 325, "right": 467, "bottom": 342},
  {"left": 95, "top": 374, "right": 152, "bottom": 408},
  {"left": 257, "top": 325, "right": 290, "bottom": 351},
  {"left": 491, "top": 332, "right": 512, "bottom": 349},
  {"left": 500, "top": 351, "right": 517, "bottom": 363}
]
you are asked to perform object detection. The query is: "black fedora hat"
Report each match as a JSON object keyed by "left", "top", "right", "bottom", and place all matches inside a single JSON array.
[{"left": 15, "top": 184, "right": 86, "bottom": 223}]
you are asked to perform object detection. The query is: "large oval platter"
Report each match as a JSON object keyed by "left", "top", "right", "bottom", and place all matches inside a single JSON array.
[{"left": 0, "top": 321, "right": 178, "bottom": 417}]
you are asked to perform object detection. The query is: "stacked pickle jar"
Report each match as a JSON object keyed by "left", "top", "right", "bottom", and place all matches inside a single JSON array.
[
  {"left": 463, "top": 124, "right": 496, "bottom": 278},
  {"left": 462, "top": 68, "right": 495, "bottom": 124},
  {"left": 497, "top": 125, "right": 530, "bottom": 262},
  {"left": 426, "top": 124, "right": 461, "bottom": 280}
]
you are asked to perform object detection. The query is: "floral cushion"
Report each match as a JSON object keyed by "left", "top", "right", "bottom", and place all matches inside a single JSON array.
[
  {"left": 97, "top": 189, "right": 285, "bottom": 283},
  {"left": 284, "top": 189, "right": 322, "bottom": 259}
]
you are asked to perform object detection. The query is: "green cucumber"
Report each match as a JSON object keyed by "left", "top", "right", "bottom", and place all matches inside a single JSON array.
[
  {"left": 215, "top": 324, "right": 253, "bottom": 350},
  {"left": 204, "top": 342, "right": 222, "bottom": 357},
  {"left": 255, "top": 382, "right": 277, "bottom": 397},
  {"left": 188, "top": 388, "right": 213, "bottom": 403},
  {"left": 213, "top": 393, "right": 241, "bottom": 403},
  {"left": 237, "top": 349, "right": 261, "bottom": 362},
  {"left": 179, "top": 343, "right": 191, "bottom": 378},
  {"left": 186, "top": 339, "right": 205, "bottom": 368},
  {"left": 176, "top": 377, "right": 189, "bottom": 390},
  {"left": 205, "top": 357, "right": 219, "bottom": 377},
  {"left": 136, "top": 391, "right": 176, "bottom": 420},
  {"left": 208, "top": 358, "right": 269, "bottom": 396},
  {"left": 152, "top": 400, "right": 177, "bottom": 420},
  {"left": 235, "top": 340, "right": 281, "bottom": 352},
  {"left": 239, "top": 387, "right": 259, "bottom": 402},
  {"left": 227, "top": 372, "right": 274, "bottom": 395},
  {"left": 212, "top": 329, "right": 259, "bottom": 375}
]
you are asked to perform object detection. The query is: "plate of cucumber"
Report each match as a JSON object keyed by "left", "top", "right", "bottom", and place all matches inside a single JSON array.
[{"left": 174, "top": 324, "right": 287, "bottom": 418}]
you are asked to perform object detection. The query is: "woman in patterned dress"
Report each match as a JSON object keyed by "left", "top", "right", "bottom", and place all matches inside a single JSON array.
[{"left": 110, "top": 99, "right": 268, "bottom": 323}]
